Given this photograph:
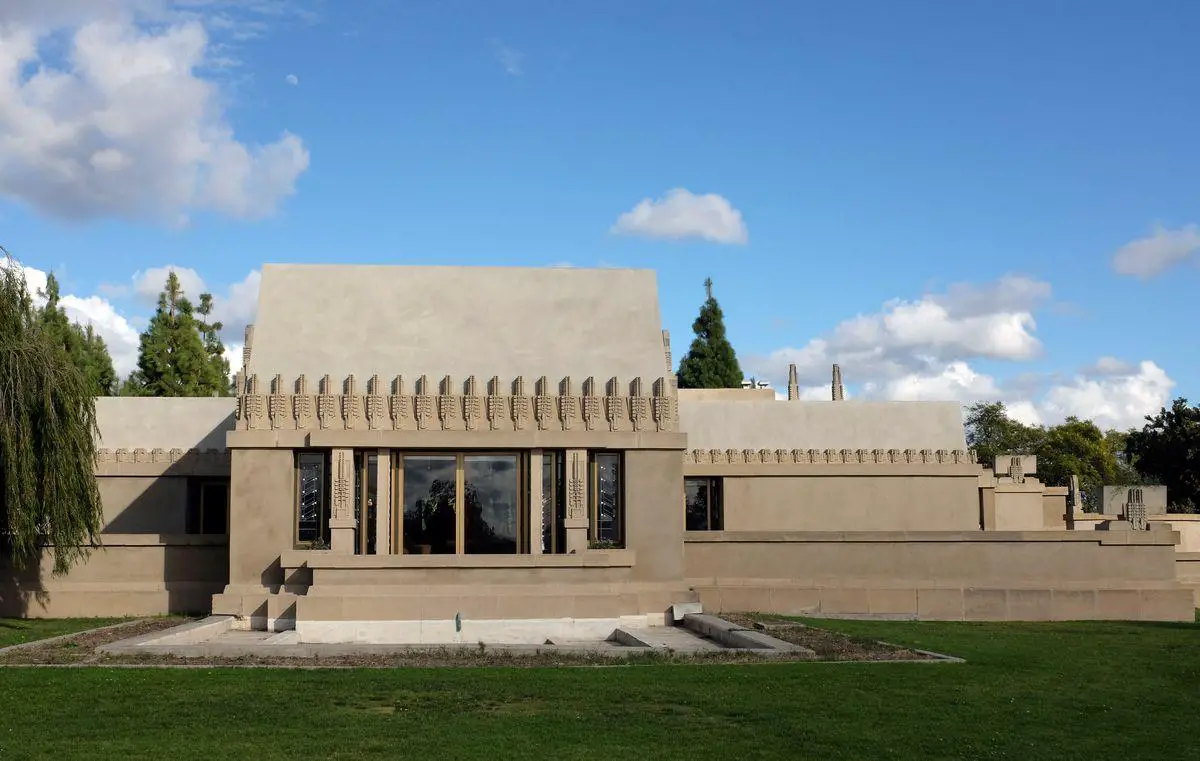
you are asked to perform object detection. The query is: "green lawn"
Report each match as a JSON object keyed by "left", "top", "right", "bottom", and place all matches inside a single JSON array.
[
  {"left": 1, "top": 616, "right": 1198, "bottom": 760},
  {"left": 0, "top": 617, "right": 125, "bottom": 649}
]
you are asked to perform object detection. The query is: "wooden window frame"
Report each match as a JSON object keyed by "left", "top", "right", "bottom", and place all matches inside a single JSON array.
[
  {"left": 392, "top": 451, "right": 529, "bottom": 556},
  {"left": 541, "top": 450, "right": 567, "bottom": 554},
  {"left": 684, "top": 476, "right": 723, "bottom": 531}
]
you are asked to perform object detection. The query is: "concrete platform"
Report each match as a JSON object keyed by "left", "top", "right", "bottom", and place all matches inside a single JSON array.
[{"left": 98, "top": 614, "right": 807, "bottom": 660}]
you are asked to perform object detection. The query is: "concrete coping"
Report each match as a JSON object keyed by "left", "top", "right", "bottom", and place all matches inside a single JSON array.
[
  {"left": 683, "top": 530, "right": 1180, "bottom": 546},
  {"left": 43, "top": 534, "right": 229, "bottom": 548},
  {"left": 280, "top": 548, "right": 636, "bottom": 570}
]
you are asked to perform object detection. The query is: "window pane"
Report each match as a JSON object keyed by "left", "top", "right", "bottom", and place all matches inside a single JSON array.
[
  {"left": 685, "top": 478, "right": 710, "bottom": 531},
  {"left": 297, "top": 453, "right": 326, "bottom": 543},
  {"left": 541, "top": 452, "right": 566, "bottom": 554},
  {"left": 201, "top": 482, "right": 229, "bottom": 534},
  {"left": 402, "top": 455, "right": 457, "bottom": 554},
  {"left": 465, "top": 454, "right": 520, "bottom": 554},
  {"left": 594, "top": 453, "right": 622, "bottom": 545},
  {"left": 354, "top": 453, "right": 379, "bottom": 555}
]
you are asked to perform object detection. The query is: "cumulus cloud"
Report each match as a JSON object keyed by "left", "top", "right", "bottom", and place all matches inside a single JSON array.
[
  {"left": 750, "top": 273, "right": 1173, "bottom": 428},
  {"left": 0, "top": 1, "right": 310, "bottom": 222},
  {"left": 1112, "top": 224, "right": 1200, "bottom": 279},
  {"left": 1040, "top": 360, "right": 1174, "bottom": 430},
  {"left": 750, "top": 274, "right": 1050, "bottom": 388},
  {"left": 612, "top": 188, "right": 748, "bottom": 245}
]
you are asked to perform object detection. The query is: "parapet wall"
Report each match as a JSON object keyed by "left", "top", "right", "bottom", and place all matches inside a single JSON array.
[
  {"left": 684, "top": 531, "right": 1194, "bottom": 621},
  {"left": 0, "top": 536, "right": 228, "bottom": 618}
]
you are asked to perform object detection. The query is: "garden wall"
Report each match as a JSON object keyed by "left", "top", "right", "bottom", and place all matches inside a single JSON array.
[{"left": 684, "top": 530, "right": 1194, "bottom": 621}]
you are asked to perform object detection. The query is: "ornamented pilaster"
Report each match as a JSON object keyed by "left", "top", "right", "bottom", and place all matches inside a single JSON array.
[
  {"left": 366, "top": 374, "right": 386, "bottom": 430},
  {"left": 390, "top": 376, "right": 412, "bottom": 431},
  {"left": 317, "top": 374, "right": 336, "bottom": 430},
  {"left": 415, "top": 375, "right": 434, "bottom": 431},
  {"left": 787, "top": 363, "right": 799, "bottom": 401},
  {"left": 464, "top": 375, "right": 482, "bottom": 431}
]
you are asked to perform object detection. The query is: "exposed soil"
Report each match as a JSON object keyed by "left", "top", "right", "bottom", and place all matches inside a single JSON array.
[
  {"left": 723, "top": 614, "right": 936, "bottom": 661},
  {"left": 0, "top": 618, "right": 189, "bottom": 665}
]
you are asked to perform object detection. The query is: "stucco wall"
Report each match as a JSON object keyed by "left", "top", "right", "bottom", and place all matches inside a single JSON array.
[
  {"left": 248, "top": 264, "right": 670, "bottom": 382},
  {"left": 0, "top": 536, "right": 228, "bottom": 618},
  {"left": 95, "top": 397, "right": 235, "bottom": 451},
  {"left": 226, "top": 448, "right": 296, "bottom": 590},
  {"left": 679, "top": 398, "right": 968, "bottom": 451},
  {"left": 684, "top": 531, "right": 1194, "bottom": 621},
  {"left": 99, "top": 476, "right": 188, "bottom": 534},
  {"left": 720, "top": 475, "right": 980, "bottom": 531}
]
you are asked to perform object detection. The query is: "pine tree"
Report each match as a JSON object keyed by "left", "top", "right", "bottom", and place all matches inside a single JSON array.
[
  {"left": 37, "top": 274, "right": 117, "bottom": 396},
  {"left": 1, "top": 251, "right": 104, "bottom": 573},
  {"left": 677, "top": 277, "right": 744, "bottom": 389},
  {"left": 196, "top": 293, "right": 232, "bottom": 396},
  {"left": 128, "top": 272, "right": 225, "bottom": 397}
]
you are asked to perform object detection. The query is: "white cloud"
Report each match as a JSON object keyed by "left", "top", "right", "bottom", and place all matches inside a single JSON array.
[
  {"left": 492, "top": 41, "right": 524, "bottom": 76},
  {"left": 865, "top": 361, "right": 1001, "bottom": 402},
  {"left": 1040, "top": 361, "right": 1174, "bottom": 430},
  {"left": 4, "top": 260, "right": 141, "bottom": 376},
  {"left": 751, "top": 274, "right": 1050, "bottom": 388},
  {"left": 133, "top": 265, "right": 206, "bottom": 302},
  {"left": 749, "top": 273, "right": 1172, "bottom": 429},
  {"left": 285, "top": 73, "right": 299, "bottom": 86},
  {"left": 1112, "top": 224, "right": 1200, "bottom": 279},
  {"left": 128, "top": 265, "right": 259, "bottom": 337},
  {"left": 0, "top": 2, "right": 310, "bottom": 222},
  {"left": 611, "top": 188, "right": 749, "bottom": 245}
]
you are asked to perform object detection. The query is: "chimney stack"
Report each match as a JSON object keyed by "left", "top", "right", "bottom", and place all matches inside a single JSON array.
[
  {"left": 831, "top": 364, "right": 844, "bottom": 401},
  {"left": 787, "top": 363, "right": 799, "bottom": 401}
]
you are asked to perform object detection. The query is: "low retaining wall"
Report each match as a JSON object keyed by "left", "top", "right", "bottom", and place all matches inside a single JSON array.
[
  {"left": 0, "top": 535, "right": 228, "bottom": 618},
  {"left": 684, "top": 530, "right": 1194, "bottom": 621}
]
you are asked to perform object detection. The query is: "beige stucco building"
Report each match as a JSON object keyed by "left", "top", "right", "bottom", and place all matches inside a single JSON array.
[{"left": 2, "top": 265, "right": 1194, "bottom": 633}]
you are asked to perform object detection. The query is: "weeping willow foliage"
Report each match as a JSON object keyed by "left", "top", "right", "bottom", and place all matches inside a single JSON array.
[{"left": 1, "top": 251, "right": 103, "bottom": 574}]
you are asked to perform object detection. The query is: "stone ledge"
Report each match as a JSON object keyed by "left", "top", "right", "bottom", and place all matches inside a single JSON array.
[
  {"left": 281, "top": 549, "right": 636, "bottom": 569},
  {"left": 684, "top": 530, "right": 1180, "bottom": 546}
]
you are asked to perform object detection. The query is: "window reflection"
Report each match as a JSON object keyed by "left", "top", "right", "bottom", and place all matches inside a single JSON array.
[
  {"left": 541, "top": 451, "right": 566, "bottom": 554},
  {"left": 354, "top": 453, "right": 379, "bottom": 555},
  {"left": 685, "top": 477, "right": 723, "bottom": 531},
  {"left": 402, "top": 455, "right": 457, "bottom": 554},
  {"left": 464, "top": 455, "right": 520, "bottom": 554}
]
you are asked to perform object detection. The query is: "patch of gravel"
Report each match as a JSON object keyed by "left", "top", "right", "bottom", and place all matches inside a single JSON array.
[{"left": 722, "top": 614, "right": 935, "bottom": 661}]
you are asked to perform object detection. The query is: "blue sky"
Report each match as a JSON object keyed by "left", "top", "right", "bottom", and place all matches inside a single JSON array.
[{"left": 1, "top": 1, "right": 1196, "bottom": 429}]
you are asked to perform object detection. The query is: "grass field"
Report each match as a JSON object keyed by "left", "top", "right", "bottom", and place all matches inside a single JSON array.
[
  {"left": 0, "top": 615, "right": 1197, "bottom": 760},
  {"left": 0, "top": 617, "right": 126, "bottom": 648}
]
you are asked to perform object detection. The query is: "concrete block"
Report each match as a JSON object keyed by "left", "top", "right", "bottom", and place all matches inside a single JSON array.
[
  {"left": 916, "top": 588, "right": 964, "bottom": 620},
  {"left": 670, "top": 602, "right": 703, "bottom": 622}
]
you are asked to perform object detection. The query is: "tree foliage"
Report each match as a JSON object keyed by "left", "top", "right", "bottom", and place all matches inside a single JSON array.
[
  {"left": 1, "top": 253, "right": 104, "bottom": 573},
  {"left": 1126, "top": 398, "right": 1200, "bottom": 513},
  {"left": 677, "top": 278, "right": 744, "bottom": 389},
  {"left": 123, "top": 272, "right": 230, "bottom": 397},
  {"left": 37, "top": 274, "right": 117, "bottom": 396},
  {"left": 965, "top": 401, "right": 1138, "bottom": 511}
]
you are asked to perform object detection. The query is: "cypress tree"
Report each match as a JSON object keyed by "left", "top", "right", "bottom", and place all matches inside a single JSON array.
[
  {"left": 0, "top": 251, "right": 104, "bottom": 573},
  {"left": 196, "top": 293, "right": 232, "bottom": 396},
  {"left": 677, "top": 277, "right": 744, "bottom": 389},
  {"left": 37, "top": 274, "right": 117, "bottom": 396},
  {"left": 126, "top": 272, "right": 224, "bottom": 397}
]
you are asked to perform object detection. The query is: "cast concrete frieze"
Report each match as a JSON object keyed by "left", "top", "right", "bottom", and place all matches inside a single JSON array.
[
  {"left": 684, "top": 447, "right": 977, "bottom": 465},
  {"left": 234, "top": 372, "right": 680, "bottom": 434}
]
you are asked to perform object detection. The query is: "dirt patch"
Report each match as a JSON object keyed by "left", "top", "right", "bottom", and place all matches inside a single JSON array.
[
  {"left": 723, "top": 614, "right": 935, "bottom": 661},
  {"left": 0, "top": 618, "right": 189, "bottom": 665}
]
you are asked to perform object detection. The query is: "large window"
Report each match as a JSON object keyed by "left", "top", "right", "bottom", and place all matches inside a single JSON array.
[
  {"left": 353, "top": 452, "right": 379, "bottom": 555},
  {"left": 295, "top": 451, "right": 330, "bottom": 546},
  {"left": 185, "top": 478, "right": 229, "bottom": 535},
  {"left": 541, "top": 451, "right": 567, "bottom": 554},
  {"left": 685, "top": 477, "right": 723, "bottom": 531},
  {"left": 395, "top": 452, "right": 527, "bottom": 555},
  {"left": 589, "top": 452, "right": 623, "bottom": 547}
]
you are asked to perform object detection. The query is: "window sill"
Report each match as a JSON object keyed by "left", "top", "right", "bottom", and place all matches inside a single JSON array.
[{"left": 281, "top": 549, "right": 636, "bottom": 569}]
